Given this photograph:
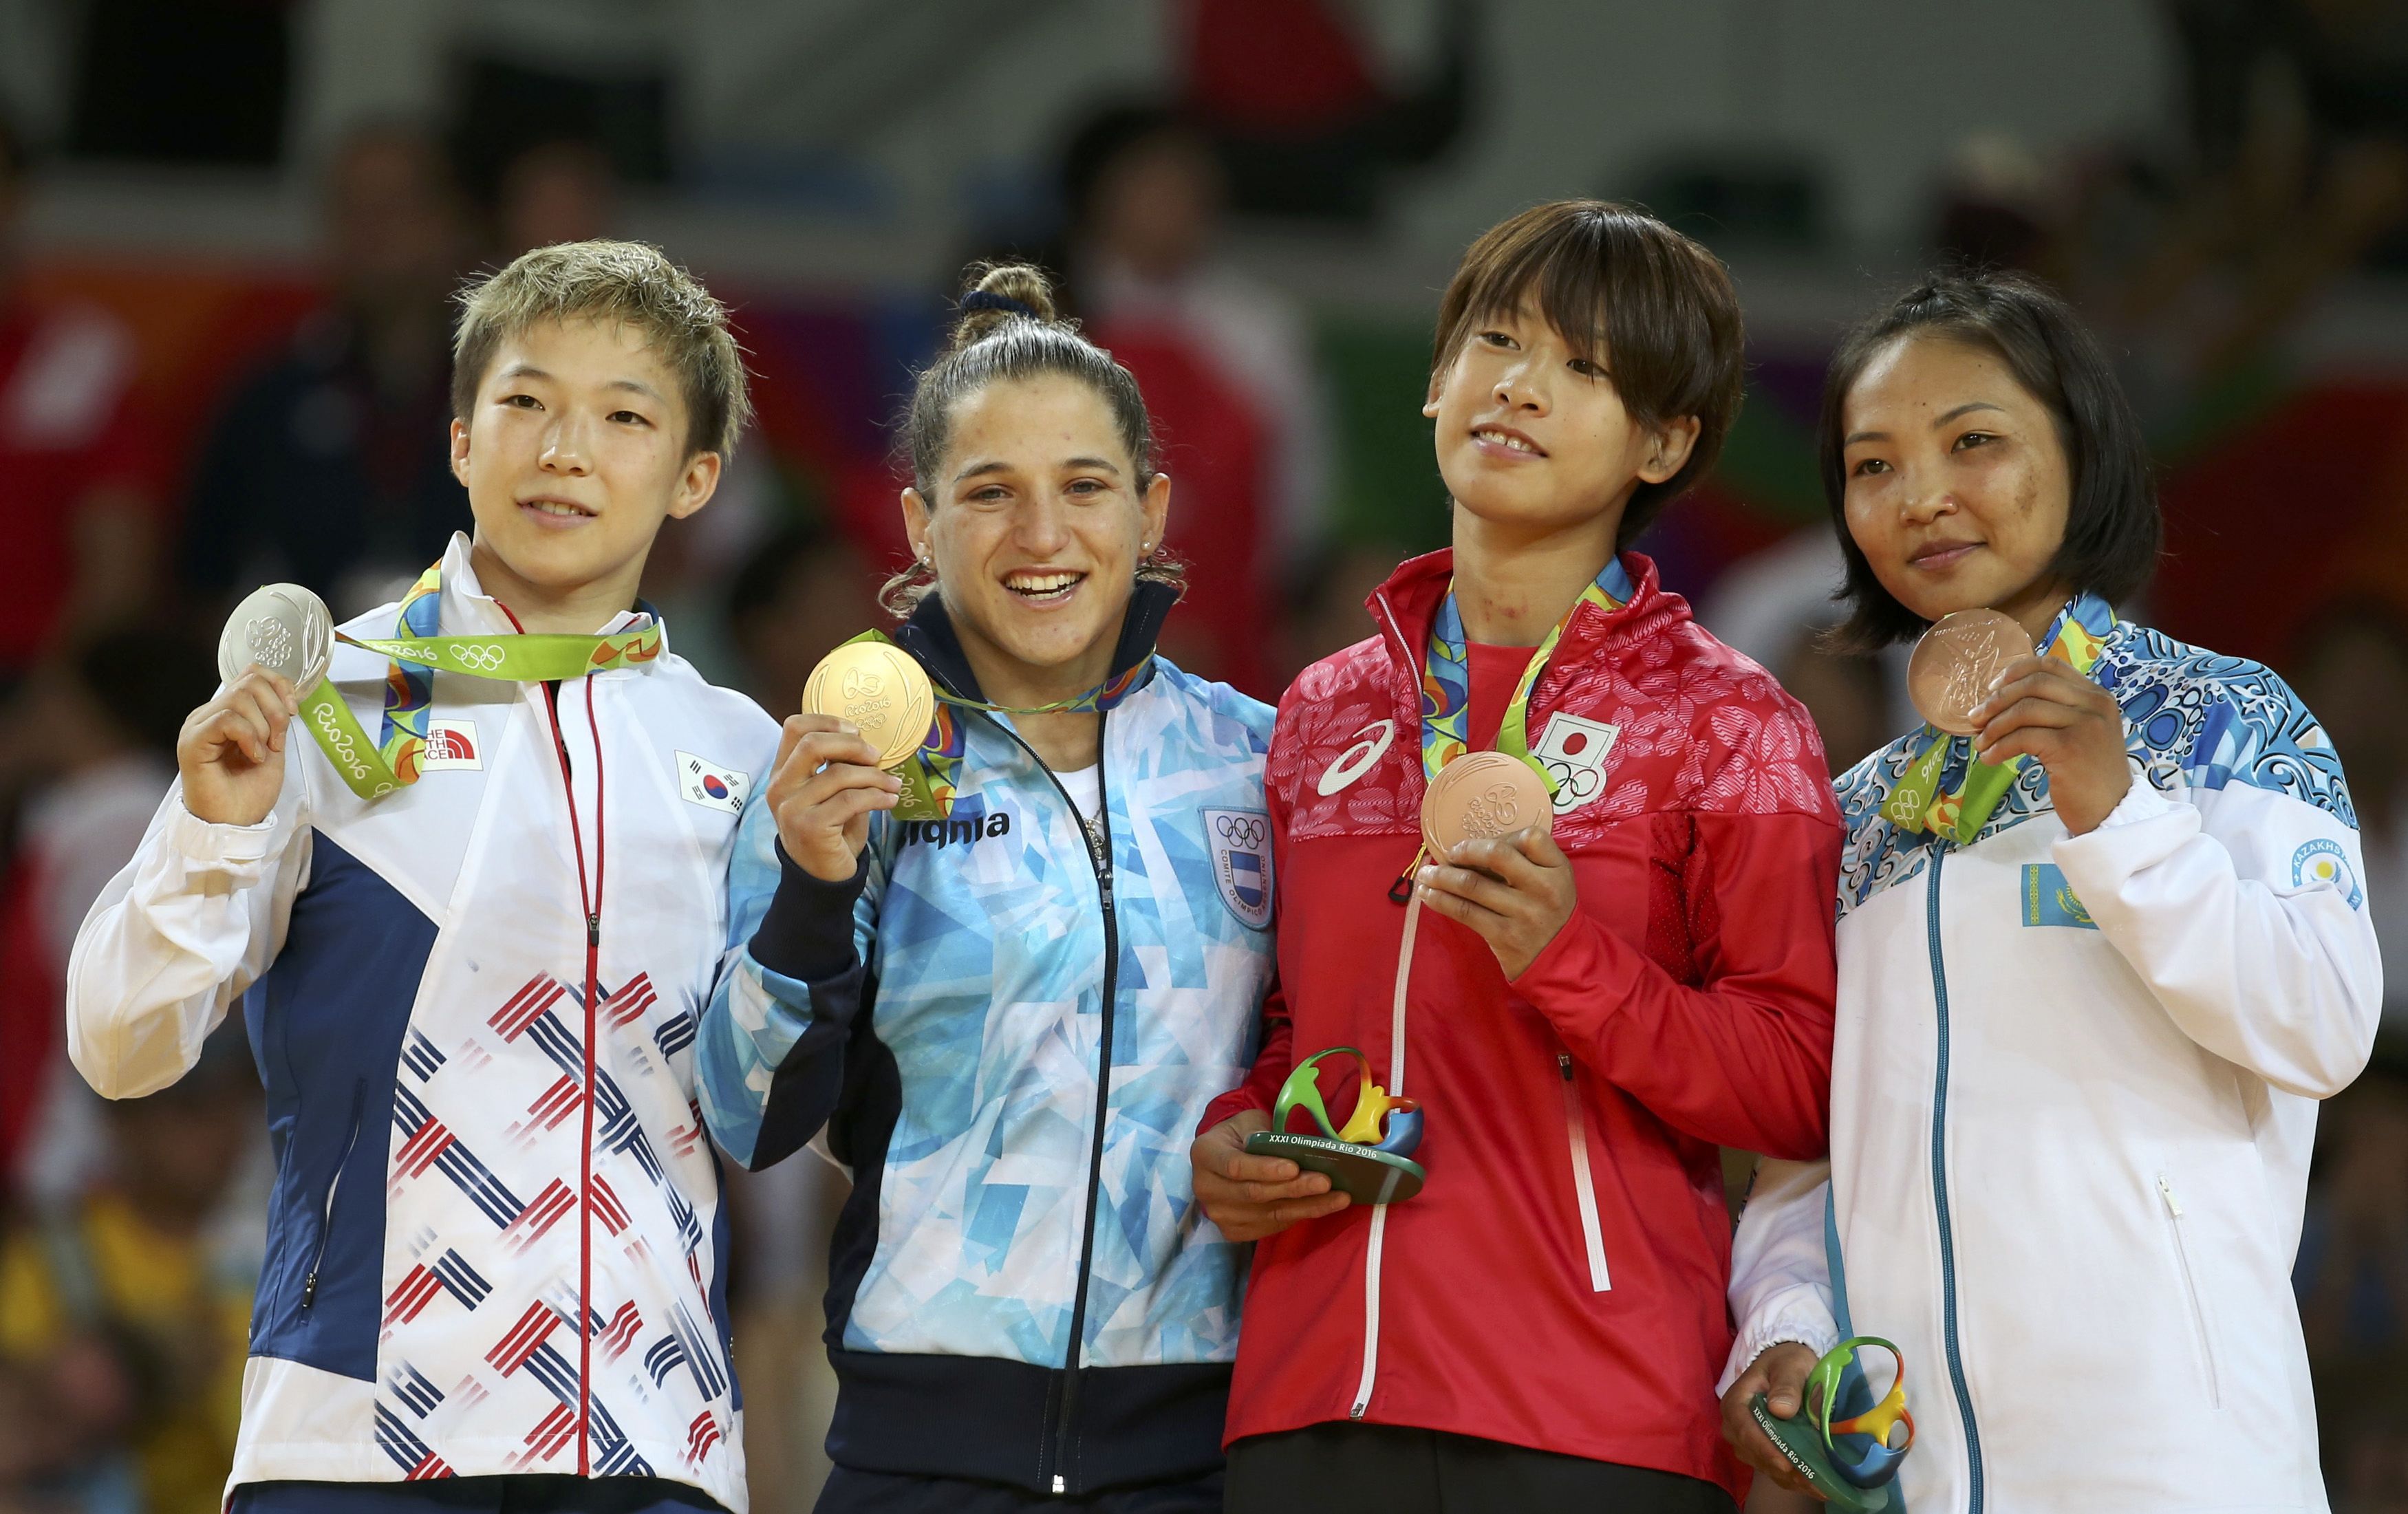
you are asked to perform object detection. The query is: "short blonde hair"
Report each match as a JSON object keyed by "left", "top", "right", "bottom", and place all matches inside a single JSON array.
[{"left": 451, "top": 239, "right": 753, "bottom": 457}]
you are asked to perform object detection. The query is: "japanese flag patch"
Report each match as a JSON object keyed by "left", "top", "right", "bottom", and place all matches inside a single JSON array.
[
  {"left": 1534, "top": 712, "right": 1620, "bottom": 816},
  {"left": 678, "top": 752, "right": 752, "bottom": 817}
]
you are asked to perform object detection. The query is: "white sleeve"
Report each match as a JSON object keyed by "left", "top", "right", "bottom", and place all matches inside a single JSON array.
[
  {"left": 65, "top": 753, "right": 312, "bottom": 1099},
  {"left": 1720, "top": 1157, "right": 1840, "bottom": 1394},
  {"left": 2053, "top": 776, "right": 2380, "bottom": 1099}
]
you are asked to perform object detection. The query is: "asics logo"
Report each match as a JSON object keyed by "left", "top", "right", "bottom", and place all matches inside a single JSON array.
[
  {"left": 1318, "top": 720, "right": 1395, "bottom": 796},
  {"left": 1214, "top": 814, "right": 1266, "bottom": 850}
]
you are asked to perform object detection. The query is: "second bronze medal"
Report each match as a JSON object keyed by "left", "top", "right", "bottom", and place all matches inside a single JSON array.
[{"left": 1907, "top": 608, "right": 2032, "bottom": 737}]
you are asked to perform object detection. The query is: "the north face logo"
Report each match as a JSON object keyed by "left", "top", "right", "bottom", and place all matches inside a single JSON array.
[{"left": 420, "top": 720, "right": 481, "bottom": 772}]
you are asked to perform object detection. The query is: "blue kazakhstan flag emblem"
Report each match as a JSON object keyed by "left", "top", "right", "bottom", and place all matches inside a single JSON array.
[
  {"left": 1205, "top": 808, "right": 1274, "bottom": 930},
  {"left": 2021, "top": 863, "right": 2098, "bottom": 929}
]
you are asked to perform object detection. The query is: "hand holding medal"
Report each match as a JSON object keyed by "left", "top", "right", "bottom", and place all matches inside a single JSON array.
[
  {"left": 1410, "top": 570, "right": 1611, "bottom": 982},
  {"left": 183, "top": 583, "right": 335, "bottom": 826},
  {"left": 1906, "top": 605, "right": 2129, "bottom": 836},
  {"left": 768, "top": 640, "right": 938, "bottom": 883}
]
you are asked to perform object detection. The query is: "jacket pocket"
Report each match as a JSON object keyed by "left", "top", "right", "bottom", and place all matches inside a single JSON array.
[
  {"left": 303, "top": 1080, "right": 368, "bottom": 1312},
  {"left": 1557, "top": 1053, "right": 1611, "bottom": 1293},
  {"left": 2156, "top": 1173, "right": 2221, "bottom": 1407}
]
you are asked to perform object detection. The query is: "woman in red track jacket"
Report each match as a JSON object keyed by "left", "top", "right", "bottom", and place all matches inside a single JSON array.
[{"left": 1193, "top": 202, "right": 1842, "bottom": 1513}]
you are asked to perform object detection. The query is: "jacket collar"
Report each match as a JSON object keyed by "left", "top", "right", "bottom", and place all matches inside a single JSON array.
[
  {"left": 432, "top": 531, "right": 667, "bottom": 656},
  {"left": 892, "top": 578, "right": 1176, "bottom": 706},
  {"left": 1365, "top": 546, "right": 1670, "bottom": 705}
]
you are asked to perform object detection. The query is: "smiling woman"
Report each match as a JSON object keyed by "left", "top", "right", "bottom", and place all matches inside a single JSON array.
[{"left": 689, "top": 262, "right": 1285, "bottom": 1512}]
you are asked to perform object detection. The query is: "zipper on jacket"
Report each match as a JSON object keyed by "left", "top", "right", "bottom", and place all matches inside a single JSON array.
[
  {"left": 301, "top": 1079, "right": 367, "bottom": 1310},
  {"left": 1372, "top": 590, "right": 1423, "bottom": 912},
  {"left": 2157, "top": 1174, "right": 2222, "bottom": 1406},
  {"left": 539, "top": 677, "right": 608, "bottom": 1478},
  {"left": 1557, "top": 1054, "right": 1611, "bottom": 1293},
  {"left": 987, "top": 715, "right": 1118, "bottom": 1496},
  {"left": 1350, "top": 888, "right": 1424, "bottom": 1418},
  {"left": 1924, "top": 849, "right": 1986, "bottom": 1513}
]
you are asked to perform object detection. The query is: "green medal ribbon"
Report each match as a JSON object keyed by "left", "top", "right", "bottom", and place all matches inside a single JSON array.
[
  {"left": 840, "top": 629, "right": 1156, "bottom": 825},
  {"left": 336, "top": 627, "right": 661, "bottom": 682},
  {"left": 299, "top": 560, "right": 663, "bottom": 801},
  {"left": 1880, "top": 596, "right": 2115, "bottom": 845},
  {"left": 1418, "top": 557, "right": 1634, "bottom": 792}
]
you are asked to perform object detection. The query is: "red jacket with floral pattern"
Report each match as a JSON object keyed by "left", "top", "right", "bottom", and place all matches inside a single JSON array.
[{"left": 1205, "top": 549, "right": 1840, "bottom": 1498}]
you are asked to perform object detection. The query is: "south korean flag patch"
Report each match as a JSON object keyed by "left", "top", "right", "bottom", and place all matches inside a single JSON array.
[
  {"left": 678, "top": 751, "right": 752, "bottom": 817},
  {"left": 1204, "top": 808, "right": 1274, "bottom": 930},
  {"left": 1534, "top": 712, "right": 1620, "bottom": 816}
]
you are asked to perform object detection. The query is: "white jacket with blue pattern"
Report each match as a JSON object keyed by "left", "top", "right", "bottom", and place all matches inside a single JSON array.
[{"left": 1726, "top": 596, "right": 2380, "bottom": 1514}]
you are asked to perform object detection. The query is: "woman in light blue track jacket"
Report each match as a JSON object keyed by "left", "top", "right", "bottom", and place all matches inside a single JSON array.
[
  {"left": 1721, "top": 272, "right": 2380, "bottom": 1514},
  {"left": 693, "top": 265, "right": 1289, "bottom": 1513}
]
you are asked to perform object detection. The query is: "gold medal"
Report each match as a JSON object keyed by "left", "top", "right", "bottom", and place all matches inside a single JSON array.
[
  {"left": 1908, "top": 609, "right": 2032, "bottom": 737},
  {"left": 1421, "top": 750, "right": 1552, "bottom": 862},
  {"left": 802, "top": 640, "right": 936, "bottom": 771}
]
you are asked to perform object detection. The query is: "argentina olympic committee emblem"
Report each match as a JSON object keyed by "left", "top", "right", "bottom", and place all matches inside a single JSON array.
[{"left": 1204, "top": 808, "right": 1275, "bottom": 930}]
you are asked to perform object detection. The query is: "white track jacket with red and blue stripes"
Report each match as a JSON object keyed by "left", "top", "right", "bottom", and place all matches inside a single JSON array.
[{"left": 65, "top": 534, "right": 777, "bottom": 1511}]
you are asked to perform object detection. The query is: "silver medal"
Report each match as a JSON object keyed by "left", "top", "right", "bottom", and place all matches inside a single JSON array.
[{"left": 219, "top": 583, "right": 335, "bottom": 691}]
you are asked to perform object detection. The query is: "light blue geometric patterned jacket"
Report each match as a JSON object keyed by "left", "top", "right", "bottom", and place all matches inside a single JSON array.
[{"left": 694, "top": 585, "right": 1278, "bottom": 1496}]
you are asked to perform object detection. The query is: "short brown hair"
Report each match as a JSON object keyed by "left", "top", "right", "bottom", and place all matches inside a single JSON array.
[
  {"left": 451, "top": 239, "right": 753, "bottom": 458},
  {"left": 1431, "top": 200, "right": 1745, "bottom": 545}
]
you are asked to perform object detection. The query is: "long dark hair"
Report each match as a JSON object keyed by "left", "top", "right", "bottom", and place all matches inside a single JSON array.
[{"left": 1821, "top": 270, "right": 2162, "bottom": 650}]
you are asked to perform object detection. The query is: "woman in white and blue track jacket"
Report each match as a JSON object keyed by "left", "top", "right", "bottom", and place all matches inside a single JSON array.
[
  {"left": 693, "top": 266, "right": 1286, "bottom": 1514},
  {"left": 1720, "top": 272, "right": 2381, "bottom": 1514}
]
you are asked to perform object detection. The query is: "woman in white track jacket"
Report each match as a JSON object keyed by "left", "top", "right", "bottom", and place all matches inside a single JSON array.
[{"left": 1721, "top": 271, "right": 2381, "bottom": 1514}]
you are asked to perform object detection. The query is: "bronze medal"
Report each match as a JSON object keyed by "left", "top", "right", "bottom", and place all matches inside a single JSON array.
[
  {"left": 802, "top": 641, "right": 936, "bottom": 771},
  {"left": 1907, "top": 608, "right": 2033, "bottom": 737},
  {"left": 1421, "top": 750, "right": 1552, "bottom": 863}
]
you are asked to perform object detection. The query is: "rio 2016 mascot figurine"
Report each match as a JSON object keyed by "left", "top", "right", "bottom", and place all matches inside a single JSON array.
[
  {"left": 1748, "top": 1337, "right": 1915, "bottom": 1511},
  {"left": 1244, "top": 1048, "right": 1426, "bottom": 1204}
]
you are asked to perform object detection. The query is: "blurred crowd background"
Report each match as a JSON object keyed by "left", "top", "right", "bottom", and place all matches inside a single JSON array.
[{"left": 3, "top": 1, "right": 2408, "bottom": 1510}]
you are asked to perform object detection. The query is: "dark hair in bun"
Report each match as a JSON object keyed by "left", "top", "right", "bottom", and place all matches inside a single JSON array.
[{"left": 888, "top": 262, "right": 1176, "bottom": 614}]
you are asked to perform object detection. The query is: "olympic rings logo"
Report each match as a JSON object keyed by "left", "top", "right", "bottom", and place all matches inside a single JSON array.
[
  {"left": 452, "top": 642, "right": 508, "bottom": 673},
  {"left": 1215, "top": 814, "right": 1266, "bottom": 849},
  {"left": 311, "top": 702, "right": 371, "bottom": 779}
]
